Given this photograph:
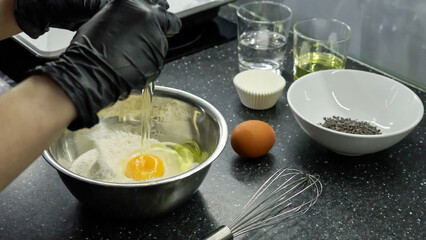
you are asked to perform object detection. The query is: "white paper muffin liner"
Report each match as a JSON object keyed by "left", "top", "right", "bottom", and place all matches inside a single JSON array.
[{"left": 233, "top": 70, "right": 286, "bottom": 110}]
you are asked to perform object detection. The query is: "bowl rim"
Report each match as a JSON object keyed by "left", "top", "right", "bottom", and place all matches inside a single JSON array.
[
  {"left": 43, "top": 86, "right": 228, "bottom": 187},
  {"left": 287, "top": 69, "right": 424, "bottom": 138}
]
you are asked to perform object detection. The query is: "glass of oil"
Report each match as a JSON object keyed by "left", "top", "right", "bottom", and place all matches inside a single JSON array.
[{"left": 293, "top": 18, "right": 352, "bottom": 80}]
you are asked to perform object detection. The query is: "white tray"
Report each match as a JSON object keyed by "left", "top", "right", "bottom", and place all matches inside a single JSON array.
[{"left": 13, "top": 0, "right": 234, "bottom": 59}]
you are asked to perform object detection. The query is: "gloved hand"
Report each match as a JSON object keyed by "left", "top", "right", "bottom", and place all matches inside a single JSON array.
[
  {"left": 30, "top": 0, "right": 182, "bottom": 130},
  {"left": 14, "top": 0, "right": 109, "bottom": 38}
]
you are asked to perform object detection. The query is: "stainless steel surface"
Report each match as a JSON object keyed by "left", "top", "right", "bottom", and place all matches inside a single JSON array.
[
  {"left": 42, "top": 86, "right": 228, "bottom": 218},
  {"left": 204, "top": 168, "right": 322, "bottom": 239},
  {"left": 170, "top": 0, "right": 235, "bottom": 18},
  {"left": 12, "top": 0, "right": 236, "bottom": 59}
]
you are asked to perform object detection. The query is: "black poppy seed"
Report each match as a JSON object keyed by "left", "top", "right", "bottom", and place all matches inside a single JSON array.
[{"left": 319, "top": 116, "right": 382, "bottom": 135}]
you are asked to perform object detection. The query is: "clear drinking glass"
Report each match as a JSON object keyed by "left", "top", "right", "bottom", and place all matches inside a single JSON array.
[
  {"left": 237, "top": 1, "right": 293, "bottom": 74},
  {"left": 293, "top": 18, "right": 352, "bottom": 80}
]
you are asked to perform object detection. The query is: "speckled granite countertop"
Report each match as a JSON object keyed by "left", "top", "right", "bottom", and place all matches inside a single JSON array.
[{"left": 1, "top": 18, "right": 425, "bottom": 240}]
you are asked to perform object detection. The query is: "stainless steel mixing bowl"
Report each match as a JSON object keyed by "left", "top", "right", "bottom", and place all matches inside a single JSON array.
[{"left": 43, "top": 86, "right": 228, "bottom": 218}]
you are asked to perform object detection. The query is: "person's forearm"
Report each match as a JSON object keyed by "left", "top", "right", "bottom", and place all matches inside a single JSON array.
[
  {"left": 0, "top": 75, "right": 77, "bottom": 191},
  {"left": 0, "top": 0, "right": 22, "bottom": 40}
]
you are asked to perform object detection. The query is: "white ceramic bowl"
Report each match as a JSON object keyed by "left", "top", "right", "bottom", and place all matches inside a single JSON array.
[
  {"left": 287, "top": 69, "right": 424, "bottom": 156},
  {"left": 234, "top": 70, "right": 286, "bottom": 110}
]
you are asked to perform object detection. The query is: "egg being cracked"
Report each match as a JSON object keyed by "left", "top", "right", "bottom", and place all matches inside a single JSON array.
[{"left": 68, "top": 125, "right": 203, "bottom": 183}]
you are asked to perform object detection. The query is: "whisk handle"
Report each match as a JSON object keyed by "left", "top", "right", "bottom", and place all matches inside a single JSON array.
[{"left": 203, "top": 225, "right": 233, "bottom": 240}]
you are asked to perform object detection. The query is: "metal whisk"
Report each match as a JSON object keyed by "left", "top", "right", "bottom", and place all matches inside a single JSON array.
[{"left": 204, "top": 167, "right": 323, "bottom": 240}]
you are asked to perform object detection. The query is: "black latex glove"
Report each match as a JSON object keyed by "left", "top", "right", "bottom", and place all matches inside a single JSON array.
[
  {"left": 14, "top": 0, "right": 109, "bottom": 38},
  {"left": 30, "top": 0, "right": 182, "bottom": 130}
]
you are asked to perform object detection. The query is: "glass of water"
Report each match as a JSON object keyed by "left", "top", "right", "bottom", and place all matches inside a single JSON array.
[{"left": 237, "top": 1, "right": 293, "bottom": 74}]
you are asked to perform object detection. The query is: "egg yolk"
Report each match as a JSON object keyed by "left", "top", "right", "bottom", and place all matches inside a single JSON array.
[{"left": 125, "top": 154, "right": 165, "bottom": 181}]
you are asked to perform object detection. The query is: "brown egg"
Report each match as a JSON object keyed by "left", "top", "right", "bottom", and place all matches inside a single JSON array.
[{"left": 231, "top": 120, "right": 275, "bottom": 158}]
